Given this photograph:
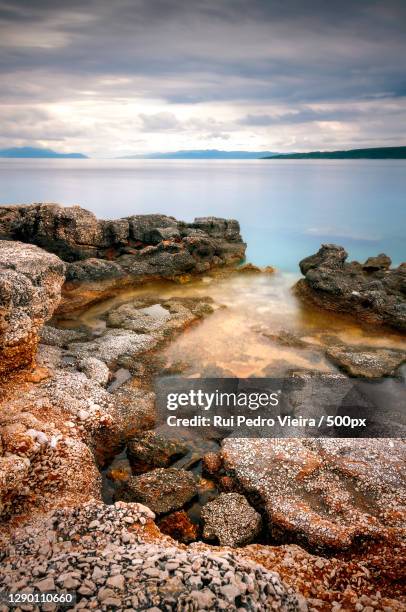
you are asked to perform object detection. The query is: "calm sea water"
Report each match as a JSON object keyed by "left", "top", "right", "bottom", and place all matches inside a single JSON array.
[{"left": 0, "top": 159, "right": 404, "bottom": 271}]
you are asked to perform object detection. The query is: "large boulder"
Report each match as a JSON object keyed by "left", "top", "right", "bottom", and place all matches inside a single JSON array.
[
  {"left": 14, "top": 204, "right": 103, "bottom": 261},
  {"left": 296, "top": 244, "right": 406, "bottom": 331},
  {"left": 222, "top": 438, "right": 406, "bottom": 551},
  {"left": 0, "top": 241, "right": 65, "bottom": 377}
]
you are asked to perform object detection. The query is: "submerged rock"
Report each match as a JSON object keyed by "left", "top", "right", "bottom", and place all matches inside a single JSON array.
[
  {"left": 295, "top": 244, "right": 406, "bottom": 331},
  {"left": 158, "top": 510, "right": 199, "bottom": 543},
  {"left": 236, "top": 262, "right": 262, "bottom": 274},
  {"left": 0, "top": 241, "right": 65, "bottom": 377},
  {"left": 201, "top": 493, "right": 262, "bottom": 547},
  {"left": 118, "top": 467, "right": 197, "bottom": 514},
  {"left": 127, "top": 431, "right": 189, "bottom": 473}
]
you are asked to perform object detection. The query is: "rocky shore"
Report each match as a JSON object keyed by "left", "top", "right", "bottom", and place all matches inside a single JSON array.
[
  {"left": 1, "top": 207, "right": 405, "bottom": 611},
  {"left": 295, "top": 244, "right": 406, "bottom": 332},
  {"left": 0, "top": 204, "right": 246, "bottom": 312}
]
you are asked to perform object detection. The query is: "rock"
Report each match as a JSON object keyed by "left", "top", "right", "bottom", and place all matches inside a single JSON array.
[
  {"left": 40, "top": 325, "right": 88, "bottom": 347},
  {"left": 34, "top": 577, "right": 56, "bottom": 592},
  {"left": 296, "top": 244, "right": 406, "bottom": 331},
  {"left": 201, "top": 493, "right": 262, "bottom": 547},
  {"left": 106, "top": 574, "right": 125, "bottom": 591},
  {"left": 118, "top": 468, "right": 197, "bottom": 514},
  {"left": 158, "top": 510, "right": 199, "bottom": 543},
  {"left": 0, "top": 241, "right": 65, "bottom": 377},
  {"left": 65, "top": 258, "right": 126, "bottom": 283},
  {"left": 107, "top": 302, "right": 171, "bottom": 332},
  {"left": 15, "top": 204, "right": 103, "bottom": 261},
  {"left": 127, "top": 431, "right": 189, "bottom": 473},
  {"left": 111, "top": 384, "right": 156, "bottom": 437},
  {"left": 222, "top": 438, "right": 406, "bottom": 550},
  {"left": 0, "top": 454, "right": 31, "bottom": 516},
  {"left": 69, "top": 329, "right": 156, "bottom": 365},
  {"left": 325, "top": 345, "right": 406, "bottom": 378},
  {"left": 78, "top": 357, "right": 110, "bottom": 386},
  {"left": 263, "top": 329, "right": 311, "bottom": 349},
  {"left": 202, "top": 452, "right": 223, "bottom": 476},
  {"left": 0, "top": 204, "right": 246, "bottom": 313},
  {"left": 236, "top": 262, "right": 262, "bottom": 273},
  {"left": 363, "top": 254, "right": 392, "bottom": 272},
  {"left": 127, "top": 214, "right": 178, "bottom": 243}
]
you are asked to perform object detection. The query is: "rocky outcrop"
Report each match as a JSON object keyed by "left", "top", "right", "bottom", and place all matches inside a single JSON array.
[
  {"left": 295, "top": 244, "right": 406, "bottom": 331},
  {"left": 202, "top": 493, "right": 262, "bottom": 547},
  {"left": 0, "top": 204, "right": 246, "bottom": 312},
  {"left": 222, "top": 438, "right": 406, "bottom": 551},
  {"left": 0, "top": 241, "right": 65, "bottom": 377}
]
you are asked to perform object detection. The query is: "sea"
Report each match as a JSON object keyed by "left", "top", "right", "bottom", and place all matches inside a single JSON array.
[{"left": 0, "top": 158, "right": 405, "bottom": 271}]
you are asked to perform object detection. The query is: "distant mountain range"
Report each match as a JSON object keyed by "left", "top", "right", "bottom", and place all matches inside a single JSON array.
[
  {"left": 0, "top": 147, "right": 88, "bottom": 159},
  {"left": 121, "top": 149, "right": 277, "bottom": 159},
  {"left": 264, "top": 146, "right": 406, "bottom": 159}
]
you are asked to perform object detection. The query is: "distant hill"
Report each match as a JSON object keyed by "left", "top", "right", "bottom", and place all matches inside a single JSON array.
[
  {"left": 0, "top": 147, "right": 88, "bottom": 159},
  {"left": 121, "top": 149, "right": 277, "bottom": 159},
  {"left": 263, "top": 146, "right": 406, "bottom": 159}
]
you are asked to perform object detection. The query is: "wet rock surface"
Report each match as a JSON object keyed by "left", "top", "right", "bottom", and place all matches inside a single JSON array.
[
  {"left": 127, "top": 431, "right": 189, "bottom": 473},
  {"left": 296, "top": 244, "right": 406, "bottom": 331},
  {"left": 222, "top": 438, "right": 406, "bottom": 551},
  {"left": 0, "top": 241, "right": 65, "bottom": 376},
  {"left": 202, "top": 493, "right": 262, "bottom": 547},
  {"left": 158, "top": 509, "right": 199, "bottom": 543},
  {"left": 118, "top": 467, "right": 198, "bottom": 514}
]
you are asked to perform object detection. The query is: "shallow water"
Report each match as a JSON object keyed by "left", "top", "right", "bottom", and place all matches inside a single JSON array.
[
  {"left": 1, "top": 158, "right": 405, "bottom": 271},
  {"left": 65, "top": 271, "right": 406, "bottom": 379},
  {"left": 73, "top": 271, "right": 405, "bottom": 538}
]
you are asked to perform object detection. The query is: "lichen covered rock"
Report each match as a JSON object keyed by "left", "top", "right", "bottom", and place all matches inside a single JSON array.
[
  {"left": 202, "top": 493, "right": 262, "bottom": 547},
  {"left": 0, "top": 241, "right": 65, "bottom": 376}
]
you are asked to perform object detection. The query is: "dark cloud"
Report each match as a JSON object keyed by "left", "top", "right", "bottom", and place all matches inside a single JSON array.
[
  {"left": 0, "top": 0, "right": 405, "bottom": 104},
  {"left": 0, "top": 0, "right": 405, "bottom": 152}
]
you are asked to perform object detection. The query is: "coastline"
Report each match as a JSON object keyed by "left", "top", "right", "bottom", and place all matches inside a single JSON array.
[{"left": 0, "top": 205, "right": 405, "bottom": 610}]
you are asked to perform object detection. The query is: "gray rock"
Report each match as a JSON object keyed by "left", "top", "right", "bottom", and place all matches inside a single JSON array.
[
  {"left": 325, "top": 345, "right": 406, "bottom": 378},
  {"left": 201, "top": 493, "right": 262, "bottom": 547},
  {"left": 70, "top": 329, "right": 156, "bottom": 365},
  {"left": 40, "top": 325, "right": 88, "bottom": 347},
  {"left": 119, "top": 468, "right": 197, "bottom": 514},
  {"left": 127, "top": 431, "right": 189, "bottom": 472},
  {"left": 78, "top": 357, "right": 110, "bottom": 385},
  {"left": 296, "top": 244, "right": 406, "bottom": 331}
]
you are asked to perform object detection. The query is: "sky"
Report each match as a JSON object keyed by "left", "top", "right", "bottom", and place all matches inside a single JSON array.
[{"left": 0, "top": 0, "right": 405, "bottom": 156}]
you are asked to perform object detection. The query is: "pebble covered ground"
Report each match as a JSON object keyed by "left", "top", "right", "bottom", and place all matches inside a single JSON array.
[{"left": 0, "top": 501, "right": 303, "bottom": 611}]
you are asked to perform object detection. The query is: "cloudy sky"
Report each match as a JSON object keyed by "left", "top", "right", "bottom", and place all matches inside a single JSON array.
[{"left": 0, "top": 0, "right": 405, "bottom": 156}]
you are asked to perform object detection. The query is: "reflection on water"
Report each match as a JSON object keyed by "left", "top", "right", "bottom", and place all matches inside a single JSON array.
[{"left": 66, "top": 272, "right": 406, "bottom": 379}]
